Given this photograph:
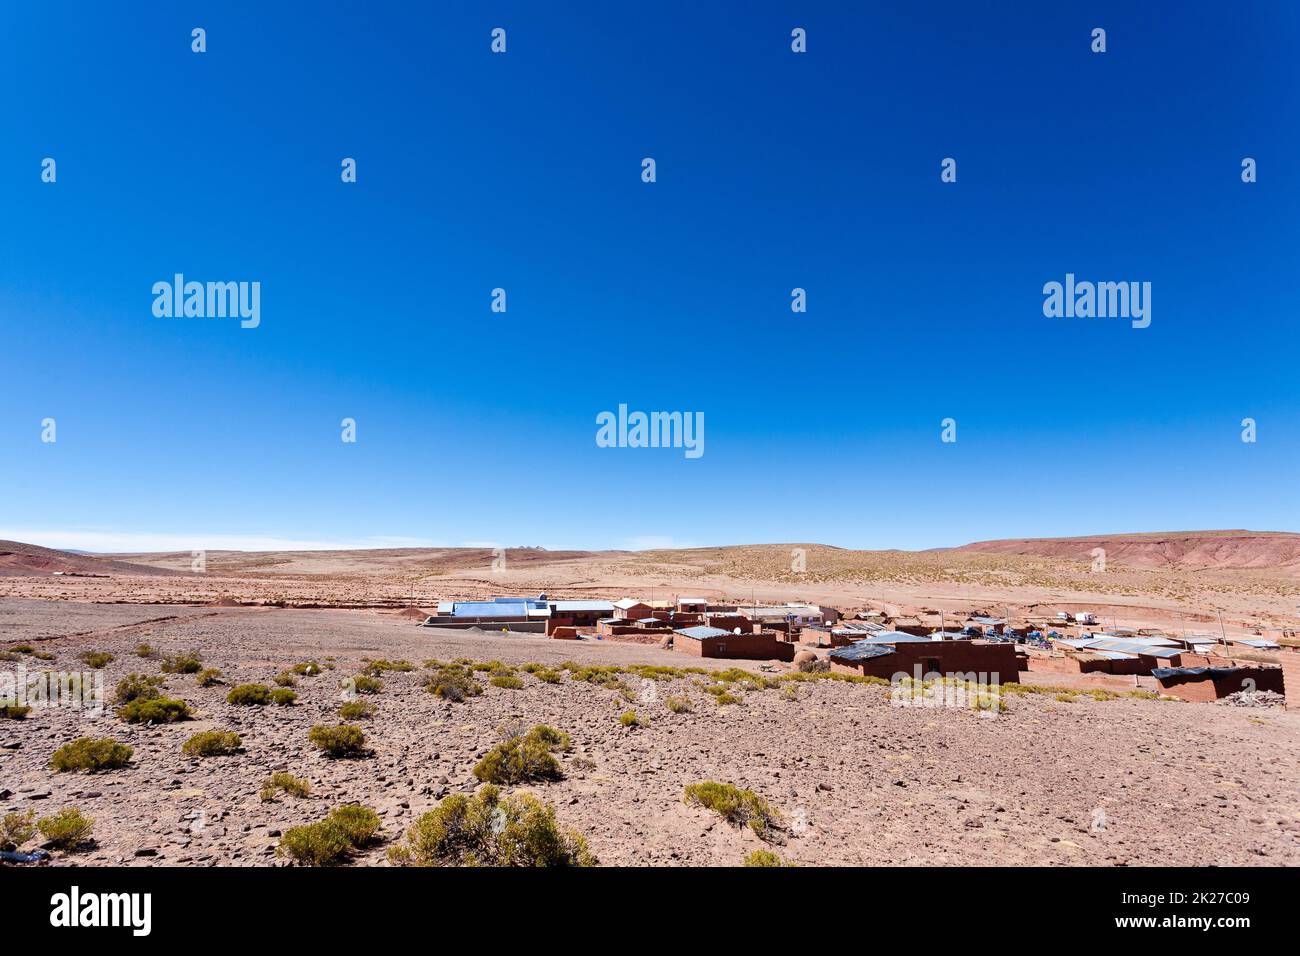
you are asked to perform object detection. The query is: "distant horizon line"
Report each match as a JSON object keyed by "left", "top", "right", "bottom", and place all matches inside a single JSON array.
[{"left": 1, "top": 528, "right": 1291, "bottom": 557}]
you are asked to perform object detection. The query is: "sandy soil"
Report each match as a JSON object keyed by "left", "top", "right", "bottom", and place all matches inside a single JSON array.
[{"left": 2, "top": 600, "right": 1298, "bottom": 867}]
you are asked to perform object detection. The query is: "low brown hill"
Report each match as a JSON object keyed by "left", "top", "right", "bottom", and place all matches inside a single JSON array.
[
  {"left": 948, "top": 531, "right": 1300, "bottom": 573},
  {"left": 0, "top": 540, "right": 189, "bottom": 577}
]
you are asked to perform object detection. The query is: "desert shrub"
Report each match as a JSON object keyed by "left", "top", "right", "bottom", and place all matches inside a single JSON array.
[
  {"left": 161, "top": 654, "right": 202, "bottom": 675},
  {"left": 997, "top": 682, "right": 1058, "bottom": 696},
  {"left": 0, "top": 703, "right": 31, "bottom": 719},
  {"left": 273, "top": 672, "right": 299, "bottom": 688},
  {"left": 227, "top": 683, "right": 272, "bottom": 706},
  {"left": 665, "top": 695, "right": 692, "bottom": 713},
  {"left": 338, "top": 700, "right": 373, "bottom": 720},
  {"left": 278, "top": 804, "right": 380, "bottom": 866},
  {"left": 50, "top": 737, "right": 133, "bottom": 772},
  {"left": 388, "top": 784, "right": 595, "bottom": 867},
  {"left": 290, "top": 661, "right": 322, "bottom": 676},
  {"left": 77, "top": 650, "right": 114, "bottom": 669},
  {"left": 1055, "top": 693, "right": 1078, "bottom": 703},
  {"left": 195, "top": 668, "right": 224, "bottom": 687},
  {"left": 705, "top": 686, "right": 743, "bottom": 706},
  {"left": 351, "top": 675, "right": 382, "bottom": 695},
  {"left": 619, "top": 709, "right": 643, "bottom": 727},
  {"left": 271, "top": 688, "right": 297, "bottom": 706},
  {"left": 684, "top": 781, "right": 782, "bottom": 841},
  {"left": 308, "top": 724, "right": 367, "bottom": 758},
  {"left": 361, "top": 659, "right": 412, "bottom": 675},
  {"left": 0, "top": 650, "right": 17, "bottom": 662},
  {"left": 473, "top": 724, "right": 569, "bottom": 784},
  {"left": 424, "top": 666, "right": 483, "bottom": 702},
  {"left": 533, "top": 668, "right": 562, "bottom": 684},
  {"left": 31, "top": 650, "right": 55, "bottom": 661},
  {"left": 0, "top": 810, "right": 36, "bottom": 851},
  {"left": 115, "top": 673, "right": 165, "bottom": 704},
  {"left": 328, "top": 804, "right": 381, "bottom": 845},
  {"left": 743, "top": 849, "right": 795, "bottom": 867},
  {"left": 780, "top": 683, "right": 799, "bottom": 701},
  {"left": 135, "top": 643, "right": 158, "bottom": 658},
  {"left": 37, "top": 808, "right": 94, "bottom": 850},
  {"left": 10, "top": 644, "right": 35, "bottom": 654},
  {"left": 1127, "top": 689, "right": 1160, "bottom": 700},
  {"left": 117, "top": 696, "right": 191, "bottom": 724},
  {"left": 260, "top": 771, "right": 311, "bottom": 802},
  {"left": 181, "top": 730, "right": 242, "bottom": 757},
  {"left": 489, "top": 673, "right": 524, "bottom": 690},
  {"left": 471, "top": 660, "right": 511, "bottom": 674}
]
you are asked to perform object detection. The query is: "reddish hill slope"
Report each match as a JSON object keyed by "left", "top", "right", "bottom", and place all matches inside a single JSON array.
[
  {"left": 949, "top": 531, "right": 1300, "bottom": 572},
  {"left": 0, "top": 540, "right": 187, "bottom": 577}
]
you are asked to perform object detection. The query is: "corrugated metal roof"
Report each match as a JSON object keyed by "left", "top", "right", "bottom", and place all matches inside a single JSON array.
[
  {"left": 856, "top": 631, "right": 936, "bottom": 644},
  {"left": 830, "top": 641, "right": 896, "bottom": 662},
  {"left": 1083, "top": 638, "right": 1182, "bottom": 658},
  {"left": 673, "top": 625, "right": 733, "bottom": 640},
  {"left": 1236, "top": 639, "right": 1279, "bottom": 649},
  {"left": 451, "top": 601, "right": 531, "bottom": 618},
  {"left": 550, "top": 600, "right": 615, "bottom": 612},
  {"left": 614, "top": 598, "right": 648, "bottom": 609}
]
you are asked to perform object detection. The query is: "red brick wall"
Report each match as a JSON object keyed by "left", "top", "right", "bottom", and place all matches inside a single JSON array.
[
  {"left": 832, "top": 641, "right": 1020, "bottom": 684},
  {"left": 673, "top": 632, "right": 795, "bottom": 662},
  {"left": 1155, "top": 666, "right": 1285, "bottom": 702}
]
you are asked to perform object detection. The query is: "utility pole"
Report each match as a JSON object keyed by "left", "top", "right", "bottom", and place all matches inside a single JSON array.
[{"left": 1216, "top": 607, "right": 1228, "bottom": 645}]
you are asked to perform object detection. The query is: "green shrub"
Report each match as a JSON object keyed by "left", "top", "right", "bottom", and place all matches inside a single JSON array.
[
  {"left": 388, "top": 784, "right": 595, "bottom": 867},
  {"left": 50, "top": 737, "right": 133, "bottom": 772},
  {"left": 533, "top": 668, "right": 561, "bottom": 684},
  {"left": 278, "top": 820, "right": 353, "bottom": 866},
  {"left": 77, "top": 650, "right": 114, "bottom": 669},
  {"left": 273, "top": 672, "right": 298, "bottom": 688},
  {"left": 338, "top": 700, "right": 373, "bottom": 720},
  {"left": 161, "top": 654, "right": 202, "bottom": 675},
  {"left": 424, "top": 667, "right": 483, "bottom": 702},
  {"left": 135, "top": 643, "right": 158, "bottom": 659},
  {"left": 278, "top": 804, "right": 380, "bottom": 866},
  {"left": 115, "top": 673, "right": 164, "bottom": 704},
  {"left": 31, "top": 650, "right": 55, "bottom": 661},
  {"left": 0, "top": 703, "right": 31, "bottom": 719},
  {"left": 290, "top": 661, "right": 322, "bottom": 676},
  {"left": 706, "top": 686, "right": 743, "bottom": 706},
  {"left": 37, "top": 808, "right": 94, "bottom": 851},
  {"left": 0, "top": 810, "right": 36, "bottom": 851},
  {"left": 260, "top": 771, "right": 311, "bottom": 802},
  {"left": 350, "top": 675, "right": 382, "bottom": 695},
  {"left": 473, "top": 724, "right": 569, "bottom": 784},
  {"left": 117, "top": 696, "right": 191, "bottom": 724},
  {"left": 743, "top": 849, "right": 795, "bottom": 867},
  {"left": 271, "top": 688, "right": 297, "bottom": 706},
  {"left": 619, "top": 709, "right": 643, "bottom": 727},
  {"left": 489, "top": 673, "right": 524, "bottom": 690},
  {"left": 195, "top": 668, "right": 224, "bottom": 687},
  {"left": 780, "top": 683, "right": 799, "bottom": 701},
  {"left": 308, "top": 724, "right": 367, "bottom": 759},
  {"left": 665, "top": 695, "right": 692, "bottom": 713},
  {"left": 360, "top": 659, "right": 412, "bottom": 675},
  {"left": 227, "top": 683, "right": 272, "bottom": 706},
  {"left": 328, "top": 804, "right": 381, "bottom": 845},
  {"left": 10, "top": 644, "right": 35, "bottom": 654},
  {"left": 684, "top": 781, "right": 782, "bottom": 841},
  {"left": 181, "top": 730, "right": 242, "bottom": 757}
]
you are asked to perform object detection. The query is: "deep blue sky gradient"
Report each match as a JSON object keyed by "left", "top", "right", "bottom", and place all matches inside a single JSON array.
[{"left": 2, "top": 1, "right": 1298, "bottom": 551}]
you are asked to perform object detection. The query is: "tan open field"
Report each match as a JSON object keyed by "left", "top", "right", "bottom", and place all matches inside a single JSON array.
[{"left": 2, "top": 533, "right": 1298, "bottom": 867}]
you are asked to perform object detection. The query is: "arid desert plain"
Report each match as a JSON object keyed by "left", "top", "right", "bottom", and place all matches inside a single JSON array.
[{"left": 2, "top": 531, "right": 1299, "bottom": 867}]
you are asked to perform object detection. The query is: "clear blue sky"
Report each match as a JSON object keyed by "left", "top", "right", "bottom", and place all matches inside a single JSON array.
[{"left": 2, "top": 1, "right": 1298, "bottom": 553}]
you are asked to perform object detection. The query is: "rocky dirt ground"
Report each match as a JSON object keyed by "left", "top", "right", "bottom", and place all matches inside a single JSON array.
[{"left": 2, "top": 599, "right": 1298, "bottom": 866}]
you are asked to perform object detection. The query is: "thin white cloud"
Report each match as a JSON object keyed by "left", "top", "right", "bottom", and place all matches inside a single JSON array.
[{"left": 0, "top": 528, "right": 445, "bottom": 554}]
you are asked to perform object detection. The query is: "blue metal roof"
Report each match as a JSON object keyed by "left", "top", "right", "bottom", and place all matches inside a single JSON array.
[
  {"left": 451, "top": 601, "right": 531, "bottom": 618},
  {"left": 829, "top": 641, "right": 896, "bottom": 662},
  {"left": 673, "top": 625, "right": 733, "bottom": 640}
]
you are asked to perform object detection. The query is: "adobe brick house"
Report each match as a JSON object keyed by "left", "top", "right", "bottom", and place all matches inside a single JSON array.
[
  {"left": 830, "top": 638, "right": 1020, "bottom": 684},
  {"left": 1153, "top": 664, "right": 1285, "bottom": 702},
  {"left": 613, "top": 599, "right": 652, "bottom": 621},
  {"left": 672, "top": 625, "right": 795, "bottom": 662}
]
